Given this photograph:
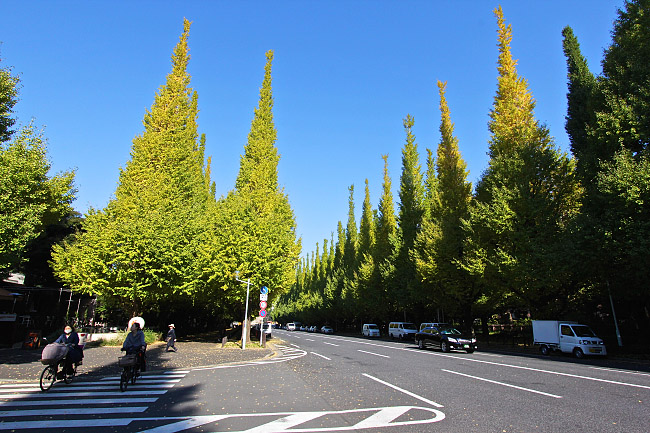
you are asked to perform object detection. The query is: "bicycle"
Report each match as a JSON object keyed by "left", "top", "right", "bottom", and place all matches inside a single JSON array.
[
  {"left": 119, "top": 347, "right": 145, "bottom": 392},
  {"left": 39, "top": 343, "right": 78, "bottom": 391}
]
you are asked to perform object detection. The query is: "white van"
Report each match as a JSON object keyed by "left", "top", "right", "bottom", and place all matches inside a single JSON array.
[
  {"left": 388, "top": 322, "right": 418, "bottom": 339},
  {"left": 419, "top": 322, "right": 449, "bottom": 331},
  {"left": 362, "top": 324, "right": 380, "bottom": 338},
  {"left": 286, "top": 323, "right": 296, "bottom": 331}
]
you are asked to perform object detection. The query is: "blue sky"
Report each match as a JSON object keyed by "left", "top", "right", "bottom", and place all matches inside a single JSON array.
[{"left": 3, "top": 1, "right": 621, "bottom": 257}]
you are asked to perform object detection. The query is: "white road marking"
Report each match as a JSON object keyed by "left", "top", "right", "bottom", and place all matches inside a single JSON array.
[
  {"left": 100, "top": 374, "right": 185, "bottom": 381},
  {"left": 0, "top": 406, "right": 148, "bottom": 417},
  {"left": 281, "top": 331, "right": 650, "bottom": 390},
  {"left": 110, "top": 406, "right": 445, "bottom": 432},
  {"left": 0, "top": 397, "right": 158, "bottom": 407},
  {"left": 310, "top": 352, "right": 332, "bottom": 361},
  {"left": 193, "top": 345, "right": 307, "bottom": 371},
  {"left": 442, "top": 369, "right": 563, "bottom": 399},
  {"left": 322, "top": 342, "right": 339, "bottom": 347},
  {"left": 305, "top": 338, "right": 315, "bottom": 341},
  {"left": 0, "top": 418, "right": 134, "bottom": 430},
  {"left": 362, "top": 373, "right": 444, "bottom": 408},
  {"left": 0, "top": 384, "right": 175, "bottom": 393},
  {"left": 0, "top": 390, "right": 167, "bottom": 399},
  {"left": 588, "top": 366, "right": 650, "bottom": 377},
  {"left": 358, "top": 350, "right": 390, "bottom": 359}
]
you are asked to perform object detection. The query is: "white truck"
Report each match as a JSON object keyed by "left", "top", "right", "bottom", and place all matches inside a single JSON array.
[{"left": 532, "top": 320, "right": 607, "bottom": 358}]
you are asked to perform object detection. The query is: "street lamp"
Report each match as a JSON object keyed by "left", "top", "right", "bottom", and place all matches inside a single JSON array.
[{"left": 235, "top": 271, "right": 251, "bottom": 349}]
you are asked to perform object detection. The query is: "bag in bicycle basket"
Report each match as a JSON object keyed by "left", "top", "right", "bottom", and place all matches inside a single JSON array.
[
  {"left": 40, "top": 343, "right": 69, "bottom": 365},
  {"left": 119, "top": 354, "right": 137, "bottom": 367}
]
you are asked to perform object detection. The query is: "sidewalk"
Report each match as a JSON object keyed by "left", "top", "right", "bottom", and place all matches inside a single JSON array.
[{"left": 0, "top": 341, "right": 276, "bottom": 384}]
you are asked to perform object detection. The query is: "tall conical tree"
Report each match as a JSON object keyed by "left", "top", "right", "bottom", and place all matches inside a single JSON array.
[
  {"left": 562, "top": 26, "right": 600, "bottom": 185},
  {"left": 466, "top": 7, "right": 581, "bottom": 316},
  {"left": 53, "top": 19, "right": 210, "bottom": 314},
  {"left": 394, "top": 115, "right": 424, "bottom": 315},
  {"left": 217, "top": 50, "right": 301, "bottom": 311}
]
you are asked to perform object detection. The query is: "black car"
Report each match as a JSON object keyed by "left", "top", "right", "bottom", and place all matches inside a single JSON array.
[{"left": 415, "top": 326, "right": 477, "bottom": 353}]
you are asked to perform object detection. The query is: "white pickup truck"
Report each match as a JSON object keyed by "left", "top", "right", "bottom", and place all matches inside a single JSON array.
[{"left": 532, "top": 320, "right": 607, "bottom": 358}]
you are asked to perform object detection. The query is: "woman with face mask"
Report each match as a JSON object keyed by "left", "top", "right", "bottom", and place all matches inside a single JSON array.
[
  {"left": 55, "top": 325, "right": 83, "bottom": 375},
  {"left": 121, "top": 321, "right": 147, "bottom": 372}
]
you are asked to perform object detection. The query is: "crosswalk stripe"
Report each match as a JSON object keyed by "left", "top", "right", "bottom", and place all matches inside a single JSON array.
[
  {"left": 0, "top": 418, "right": 134, "bottom": 430},
  {"left": 0, "top": 398, "right": 158, "bottom": 407},
  {"left": 0, "top": 384, "right": 175, "bottom": 393},
  {"left": 0, "top": 390, "right": 167, "bottom": 399},
  {"left": 0, "top": 406, "right": 148, "bottom": 417},
  {"left": 100, "top": 374, "right": 185, "bottom": 380}
]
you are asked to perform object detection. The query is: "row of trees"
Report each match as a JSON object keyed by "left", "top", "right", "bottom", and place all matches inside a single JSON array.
[
  {"left": 50, "top": 20, "right": 300, "bottom": 327},
  {"left": 2, "top": 20, "right": 300, "bottom": 329},
  {"left": 275, "top": 3, "right": 649, "bottom": 345}
]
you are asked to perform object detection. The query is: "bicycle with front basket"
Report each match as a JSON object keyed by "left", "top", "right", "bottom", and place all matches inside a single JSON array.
[{"left": 39, "top": 343, "right": 80, "bottom": 391}]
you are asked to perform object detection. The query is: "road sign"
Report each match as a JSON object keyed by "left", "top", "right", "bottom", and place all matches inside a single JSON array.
[
  {"left": 260, "top": 293, "right": 268, "bottom": 302},
  {"left": 260, "top": 310, "right": 267, "bottom": 318},
  {"left": 260, "top": 301, "right": 267, "bottom": 309},
  {"left": 260, "top": 286, "right": 269, "bottom": 295}
]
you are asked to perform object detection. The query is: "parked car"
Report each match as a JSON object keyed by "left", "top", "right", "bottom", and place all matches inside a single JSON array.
[
  {"left": 300, "top": 325, "right": 308, "bottom": 331},
  {"left": 286, "top": 323, "right": 296, "bottom": 331},
  {"left": 415, "top": 326, "right": 477, "bottom": 353},
  {"left": 388, "top": 322, "right": 418, "bottom": 340},
  {"left": 321, "top": 326, "right": 334, "bottom": 334},
  {"left": 419, "top": 322, "right": 449, "bottom": 331},
  {"left": 362, "top": 324, "right": 381, "bottom": 337},
  {"left": 308, "top": 326, "right": 317, "bottom": 333}
]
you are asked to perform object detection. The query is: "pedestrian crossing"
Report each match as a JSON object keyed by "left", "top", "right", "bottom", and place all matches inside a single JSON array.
[{"left": 0, "top": 370, "right": 188, "bottom": 430}]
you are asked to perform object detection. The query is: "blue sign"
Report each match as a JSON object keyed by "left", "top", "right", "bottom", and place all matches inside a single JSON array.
[
  {"left": 260, "top": 286, "right": 269, "bottom": 295},
  {"left": 260, "top": 309, "right": 267, "bottom": 318}
]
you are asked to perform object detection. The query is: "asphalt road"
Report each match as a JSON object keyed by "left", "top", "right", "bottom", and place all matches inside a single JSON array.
[{"left": 1, "top": 331, "right": 649, "bottom": 432}]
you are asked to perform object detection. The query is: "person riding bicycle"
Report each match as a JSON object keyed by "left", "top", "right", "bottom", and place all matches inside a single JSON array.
[
  {"left": 55, "top": 325, "right": 83, "bottom": 376},
  {"left": 121, "top": 321, "right": 146, "bottom": 372}
]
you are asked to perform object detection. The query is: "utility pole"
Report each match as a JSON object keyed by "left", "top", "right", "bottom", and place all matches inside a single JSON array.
[{"left": 235, "top": 272, "right": 251, "bottom": 349}]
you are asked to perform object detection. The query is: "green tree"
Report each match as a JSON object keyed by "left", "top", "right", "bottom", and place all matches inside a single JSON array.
[
  {"left": 394, "top": 115, "right": 424, "bottom": 316},
  {"left": 467, "top": 7, "right": 581, "bottom": 316},
  {"left": 0, "top": 56, "right": 19, "bottom": 143},
  {"left": 414, "top": 81, "right": 474, "bottom": 325},
  {"left": 1, "top": 124, "right": 76, "bottom": 276},
  {"left": 209, "top": 50, "right": 300, "bottom": 320},
  {"left": 52, "top": 19, "right": 210, "bottom": 313}
]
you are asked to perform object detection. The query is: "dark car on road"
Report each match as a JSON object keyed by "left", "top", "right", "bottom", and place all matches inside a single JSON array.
[{"left": 415, "top": 326, "right": 477, "bottom": 353}]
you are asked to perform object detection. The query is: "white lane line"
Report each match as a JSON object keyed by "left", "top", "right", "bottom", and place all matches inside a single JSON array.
[
  {"left": 442, "top": 369, "right": 563, "bottom": 399},
  {"left": 0, "top": 398, "right": 158, "bottom": 407},
  {"left": 0, "top": 406, "right": 148, "bottom": 417},
  {"left": 290, "top": 343, "right": 301, "bottom": 348},
  {"left": 310, "top": 352, "right": 332, "bottom": 361},
  {"left": 474, "top": 352, "right": 503, "bottom": 358},
  {"left": 305, "top": 338, "right": 315, "bottom": 341},
  {"left": 362, "top": 373, "right": 444, "bottom": 408},
  {"left": 358, "top": 350, "right": 390, "bottom": 359},
  {"left": 588, "top": 366, "right": 650, "bottom": 377},
  {"left": 323, "top": 342, "right": 339, "bottom": 347}
]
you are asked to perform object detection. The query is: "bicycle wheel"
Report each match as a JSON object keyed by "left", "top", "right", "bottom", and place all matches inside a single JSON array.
[
  {"left": 64, "top": 363, "right": 76, "bottom": 384},
  {"left": 40, "top": 365, "right": 56, "bottom": 391},
  {"left": 119, "top": 368, "right": 129, "bottom": 392},
  {"left": 131, "top": 365, "right": 138, "bottom": 384}
]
